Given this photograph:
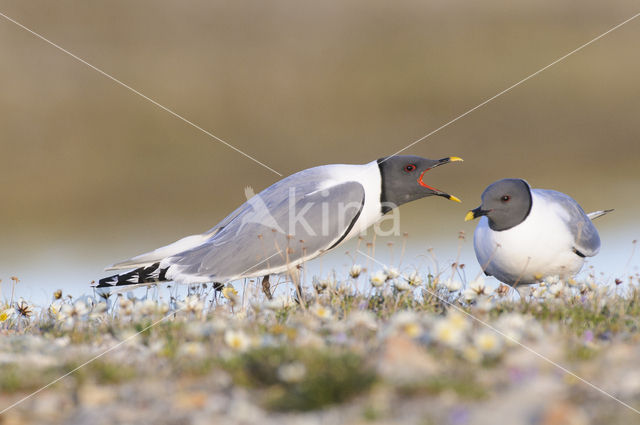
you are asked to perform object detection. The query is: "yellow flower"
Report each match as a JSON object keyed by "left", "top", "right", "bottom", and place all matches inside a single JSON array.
[
  {"left": 222, "top": 285, "right": 238, "bottom": 303},
  {"left": 0, "top": 309, "right": 12, "bottom": 322}
]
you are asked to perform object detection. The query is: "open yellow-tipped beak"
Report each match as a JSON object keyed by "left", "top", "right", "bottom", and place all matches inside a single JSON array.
[
  {"left": 449, "top": 195, "right": 462, "bottom": 203},
  {"left": 464, "top": 211, "right": 476, "bottom": 221}
]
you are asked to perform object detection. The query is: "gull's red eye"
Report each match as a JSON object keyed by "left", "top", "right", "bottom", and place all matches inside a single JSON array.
[
  {"left": 501, "top": 195, "right": 511, "bottom": 202},
  {"left": 404, "top": 164, "right": 416, "bottom": 172}
]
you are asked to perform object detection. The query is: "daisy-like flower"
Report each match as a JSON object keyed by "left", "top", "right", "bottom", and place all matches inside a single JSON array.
[
  {"left": 444, "top": 278, "right": 462, "bottom": 292},
  {"left": 0, "top": 308, "right": 15, "bottom": 322},
  {"left": 391, "top": 311, "right": 422, "bottom": 338},
  {"left": 405, "top": 272, "right": 423, "bottom": 287},
  {"left": 222, "top": 285, "right": 239, "bottom": 304},
  {"left": 48, "top": 303, "right": 62, "bottom": 320},
  {"left": 61, "top": 300, "right": 89, "bottom": 319},
  {"left": 224, "top": 329, "right": 251, "bottom": 351},
  {"left": 385, "top": 267, "right": 400, "bottom": 280},
  {"left": 135, "top": 299, "right": 157, "bottom": 316},
  {"left": 347, "top": 310, "right": 378, "bottom": 331},
  {"left": 394, "top": 279, "right": 411, "bottom": 292},
  {"left": 369, "top": 270, "right": 388, "bottom": 288},
  {"left": 180, "top": 295, "right": 205, "bottom": 316},
  {"left": 118, "top": 297, "right": 134, "bottom": 315},
  {"left": 463, "top": 276, "right": 487, "bottom": 301},
  {"left": 15, "top": 299, "right": 33, "bottom": 318},
  {"left": 310, "top": 303, "right": 334, "bottom": 321},
  {"left": 313, "top": 278, "right": 333, "bottom": 294},
  {"left": 263, "top": 295, "right": 295, "bottom": 311},
  {"left": 469, "top": 276, "right": 487, "bottom": 295},
  {"left": 349, "top": 264, "right": 362, "bottom": 279},
  {"left": 473, "top": 330, "right": 503, "bottom": 357},
  {"left": 531, "top": 285, "right": 547, "bottom": 298},
  {"left": 446, "top": 310, "right": 471, "bottom": 332},
  {"left": 547, "top": 282, "right": 565, "bottom": 298},
  {"left": 433, "top": 318, "right": 466, "bottom": 348}
]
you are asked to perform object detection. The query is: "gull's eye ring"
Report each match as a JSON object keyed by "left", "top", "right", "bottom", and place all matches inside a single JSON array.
[
  {"left": 501, "top": 195, "right": 511, "bottom": 202},
  {"left": 404, "top": 164, "right": 416, "bottom": 172}
]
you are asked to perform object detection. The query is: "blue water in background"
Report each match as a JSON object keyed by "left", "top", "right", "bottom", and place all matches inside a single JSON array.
[{"left": 5, "top": 223, "right": 637, "bottom": 307}]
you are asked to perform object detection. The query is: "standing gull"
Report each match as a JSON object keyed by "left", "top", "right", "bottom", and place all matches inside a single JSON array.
[
  {"left": 465, "top": 178, "right": 612, "bottom": 286},
  {"left": 97, "top": 155, "right": 462, "bottom": 294}
]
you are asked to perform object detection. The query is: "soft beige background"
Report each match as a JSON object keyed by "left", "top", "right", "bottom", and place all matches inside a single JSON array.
[{"left": 0, "top": 1, "right": 638, "bottom": 300}]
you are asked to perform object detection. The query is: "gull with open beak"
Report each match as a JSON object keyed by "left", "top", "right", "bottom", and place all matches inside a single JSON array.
[{"left": 97, "top": 155, "right": 463, "bottom": 294}]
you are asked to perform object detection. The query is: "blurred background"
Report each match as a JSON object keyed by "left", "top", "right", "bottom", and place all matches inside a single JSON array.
[{"left": 0, "top": 0, "right": 638, "bottom": 303}]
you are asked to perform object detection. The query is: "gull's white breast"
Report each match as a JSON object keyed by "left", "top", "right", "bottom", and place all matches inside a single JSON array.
[{"left": 473, "top": 190, "right": 585, "bottom": 285}]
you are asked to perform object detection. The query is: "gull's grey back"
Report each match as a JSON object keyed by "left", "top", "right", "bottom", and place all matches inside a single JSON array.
[
  {"left": 534, "top": 189, "right": 601, "bottom": 257},
  {"left": 164, "top": 165, "right": 366, "bottom": 282}
]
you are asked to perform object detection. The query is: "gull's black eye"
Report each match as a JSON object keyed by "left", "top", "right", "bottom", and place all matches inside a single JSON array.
[
  {"left": 404, "top": 164, "right": 416, "bottom": 172},
  {"left": 501, "top": 195, "right": 511, "bottom": 202}
]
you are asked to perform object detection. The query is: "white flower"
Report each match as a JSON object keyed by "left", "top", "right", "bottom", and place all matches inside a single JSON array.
[
  {"left": 135, "top": 299, "right": 157, "bottom": 316},
  {"left": 349, "top": 264, "right": 362, "bottom": 278},
  {"left": 495, "top": 313, "right": 526, "bottom": 345},
  {"left": 405, "top": 272, "right": 423, "bottom": 287},
  {"left": 444, "top": 278, "right": 462, "bottom": 292},
  {"left": 547, "top": 282, "right": 565, "bottom": 298},
  {"left": 432, "top": 311, "right": 470, "bottom": 349},
  {"left": 118, "top": 297, "right": 134, "bottom": 315},
  {"left": 473, "top": 330, "right": 503, "bottom": 356},
  {"left": 370, "top": 270, "right": 388, "bottom": 287},
  {"left": 433, "top": 318, "right": 466, "bottom": 348},
  {"left": 347, "top": 310, "right": 378, "bottom": 331},
  {"left": 531, "top": 286, "right": 546, "bottom": 298},
  {"left": 224, "top": 330, "right": 250, "bottom": 351},
  {"left": 394, "top": 279, "right": 411, "bottom": 292},
  {"left": 391, "top": 311, "right": 422, "bottom": 338},
  {"left": 61, "top": 300, "right": 89, "bottom": 319},
  {"left": 385, "top": 267, "right": 400, "bottom": 280},
  {"left": 0, "top": 308, "right": 15, "bottom": 322},
  {"left": 263, "top": 295, "right": 295, "bottom": 311},
  {"left": 180, "top": 295, "right": 204, "bottom": 316},
  {"left": 277, "top": 362, "right": 307, "bottom": 383},
  {"left": 468, "top": 276, "right": 487, "bottom": 295},
  {"left": 310, "top": 304, "right": 334, "bottom": 321},
  {"left": 462, "top": 288, "right": 478, "bottom": 302}
]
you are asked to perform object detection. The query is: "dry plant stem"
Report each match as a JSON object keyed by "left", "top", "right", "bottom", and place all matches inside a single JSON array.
[
  {"left": 261, "top": 276, "right": 273, "bottom": 300},
  {"left": 399, "top": 233, "right": 408, "bottom": 268}
]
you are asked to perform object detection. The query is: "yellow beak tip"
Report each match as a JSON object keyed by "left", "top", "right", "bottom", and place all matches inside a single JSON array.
[
  {"left": 449, "top": 195, "right": 462, "bottom": 203},
  {"left": 464, "top": 211, "right": 475, "bottom": 221},
  {"left": 449, "top": 156, "right": 464, "bottom": 162}
]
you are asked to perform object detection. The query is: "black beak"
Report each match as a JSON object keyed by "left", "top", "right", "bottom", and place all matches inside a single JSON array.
[{"left": 464, "top": 206, "right": 490, "bottom": 221}]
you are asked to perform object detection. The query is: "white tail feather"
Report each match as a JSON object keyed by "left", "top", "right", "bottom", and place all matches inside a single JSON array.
[
  {"left": 587, "top": 209, "right": 614, "bottom": 221},
  {"left": 105, "top": 233, "right": 212, "bottom": 271}
]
